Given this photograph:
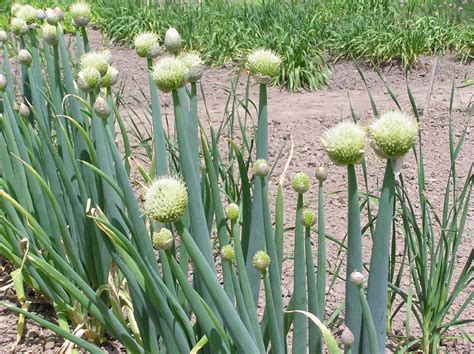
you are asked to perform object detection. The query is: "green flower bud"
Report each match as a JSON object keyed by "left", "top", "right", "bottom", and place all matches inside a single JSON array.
[
  {"left": 45, "top": 8, "right": 58, "bottom": 26},
  {"left": 80, "top": 51, "right": 111, "bottom": 76},
  {"left": 164, "top": 27, "right": 182, "bottom": 54},
  {"left": 93, "top": 96, "right": 111, "bottom": 119},
  {"left": 134, "top": 32, "right": 160, "bottom": 59},
  {"left": 18, "top": 49, "right": 32, "bottom": 66},
  {"left": 54, "top": 7, "right": 64, "bottom": 22},
  {"left": 16, "top": 5, "right": 37, "bottom": 25},
  {"left": 369, "top": 111, "right": 419, "bottom": 159},
  {"left": 301, "top": 208, "right": 316, "bottom": 227},
  {"left": 315, "top": 165, "right": 327, "bottom": 182},
  {"left": 151, "top": 56, "right": 188, "bottom": 93},
  {"left": 10, "top": 17, "right": 28, "bottom": 36},
  {"left": 247, "top": 48, "right": 282, "bottom": 84},
  {"left": 77, "top": 67, "right": 101, "bottom": 93},
  {"left": 0, "top": 30, "right": 8, "bottom": 42},
  {"left": 252, "top": 250, "right": 270, "bottom": 273},
  {"left": 36, "top": 9, "right": 46, "bottom": 21},
  {"left": 152, "top": 228, "right": 174, "bottom": 250},
  {"left": 180, "top": 51, "right": 204, "bottom": 82},
  {"left": 42, "top": 23, "right": 58, "bottom": 46},
  {"left": 349, "top": 271, "right": 364, "bottom": 286},
  {"left": 254, "top": 159, "right": 270, "bottom": 177},
  {"left": 321, "top": 122, "right": 366, "bottom": 166},
  {"left": 340, "top": 327, "right": 354, "bottom": 346},
  {"left": 143, "top": 176, "right": 188, "bottom": 223},
  {"left": 19, "top": 103, "right": 30, "bottom": 119},
  {"left": 291, "top": 172, "right": 311, "bottom": 194},
  {"left": 221, "top": 245, "right": 235, "bottom": 263},
  {"left": 0, "top": 74, "right": 7, "bottom": 92},
  {"left": 100, "top": 66, "right": 119, "bottom": 87},
  {"left": 225, "top": 203, "right": 240, "bottom": 221},
  {"left": 70, "top": 2, "right": 91, "bottom": 27}
]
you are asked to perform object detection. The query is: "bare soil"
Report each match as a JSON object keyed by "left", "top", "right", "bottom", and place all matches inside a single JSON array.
[{"left": 1, "top": 29, "right": 472, "bottom": 352}]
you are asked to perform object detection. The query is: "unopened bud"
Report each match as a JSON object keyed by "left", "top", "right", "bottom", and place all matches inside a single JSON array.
[
  {"left": 0, "top": 30, "right": 8, "bottom": 43},
  {"left": 18, "top": 49, "right": 32, "bottom": 66},
  {"left": 0, "top": 74, "right": 7, "bottom": 92},
  {"left": 36, "top": 9, "right": 46, "bottom": 21},
  {"left": 19, "top": 103, "right": 30, "bottom": 119},
  {"left": 252, "top": 250, "right": 270, "bottom": 273},
  {"left": 42, "top": 23, "right": 58, "bottom": 46},
  {"left": 315, "top": 165, "right": 327, "bottom": 182},
  {"left": 45, "top": 8, "right": 58, "bottom": 26},
  {"left": 54, "top": 7, "right": 64, "bottom": 22},
  {"left": 93, "top": 96, "right": 111, "bottom": 119},
  {"left": 152, "top": 228, "right": 173, "bottom": 250},
  {"left": 164, "top": 27, "right": 182, "bottom": 54},
  {"left": 340, "top": 327, "right": 354, "bottom": 346},
  {"left": 254, "top": 159, "right": 270, "bottom": 177},
  {"left": 349, "top": 271, "right": 364, "bottom": 286},
  {"left": 225, "top": 203, "right": 240, "bottom": 221},
  {"left": 221, "top": 245, "right": 235, "bottom": 263}
]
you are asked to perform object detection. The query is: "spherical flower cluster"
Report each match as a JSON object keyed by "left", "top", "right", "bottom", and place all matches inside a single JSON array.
[
  {"left": 164, "top": 27, "right": 182, "bottom": 54},
  {"left": 247, "top": 49, "right": 282, "bottom": 84},
  {"left": 93, "top": 96, "right": 111, "bottom": 119},
  {"left": 321, "top": 122, "right": 367, "bottom": 166},
  {"left": 369, "top": 111, "right": 419, "bottom": 159},
  {"left": 134, "top": 32, "right": 160, "bottom": 59},
  {"left": 100, "top": 66, "right": 119, "bottom": 88},
  {"left": 143, "top": 177, "right": 188, "bottom": 223},
  {"left": 16, "top": 5, "right": 37, "bottom": 24},
  {"left": 291, "top": 172, "right": 311, "bottom": 194},
  {"left": 253, "top": 159, "right": 270, "bottom": 177},
  {"left": 151, "top": 56, "right": 188, "bottom": 93},
  {"left": 221, "top": 245, "right": 235, "bottom": 263},
  {"left": 11, "top": 3, "right": 23, "bottom": 16},
  {"left": 10, "top": 17, "right": 28, "bottom": 36},
  {"left": 77, "top": 67, "right": 101, "bottom": 93},
  {"left": 152, "top": 228, "right": 174, "bottom": 250},
  {"left": 225, "top": 203, "right": 240, "bottom": 221},
  {"left": 80, "top": 51, "right": 111, "bottom": 76},
  {"left": 18, "top": 49, "right": 32, "bottom": 66},
  {"left": 70, "top": 2, "right": 92, "bottom": 27},
  {"left": 252, "top": 250, "right": 270, "bottom": 273},
  {"left": 301, "top": 208, "right": 316, "bottom": 227},
  {"left": 42, "top": 23, "right": 58, "bottom": 46},
  {"left": 180, "top": 51, "right": 204, "bottom": 82}
]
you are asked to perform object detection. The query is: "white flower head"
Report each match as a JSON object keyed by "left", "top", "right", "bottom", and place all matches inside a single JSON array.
[
  {"left": 77, "top": 67, "right": 101, "bottom": 92},
  {"left": 143, "top": 177, "right": 189, "bottom": 223},
  {"left": 16, "top": 5, "right": 37, "bottom": 24},
  {"left": 247, "top": 48, "right": 282, "bottom": 84},
  {"left": 10, "top": 17, "right": 28, "bottom": 36},
  {"left": 80, "top": 51, "right": 111, "bottom": 76},
  {"left": 100, "top": 66, "right": 119, "bottom": 88},
  {"left": 151, "top": 56, "right": 188, "bottom": 93},
  {"left": 70, "top": 2, "right": 92, "bottom": 27},
  {"left": 134, "top": 32, "right": 160, "bottom": 58},
  {"left": 321, "top": 122, "right": 367, "bottom": 166},
  {"left": 179, "top": 51, "right": 204, "bottom": 82},
  {"left": 42, "top": 23, "right": 58, "bottom": 46}
]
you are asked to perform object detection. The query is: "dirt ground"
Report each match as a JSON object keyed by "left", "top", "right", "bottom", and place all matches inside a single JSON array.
[{"left": 1, "top": 29, "right": 472, "bottom": 352}]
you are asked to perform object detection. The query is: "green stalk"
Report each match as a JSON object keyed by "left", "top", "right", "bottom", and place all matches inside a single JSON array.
[
  {"left": 345, "top": 164, "right": 363, "bottom": 354},
  {"left": 357, "top": 287, "right": 379, "bottom": 354},
  {"left": 147, "top": 58, "right": 168, "bottom": 176},
  {"left": 274, "top": 182, "right": 285, "bottom": 273},
  {"left": 316, "top": 180, "right": 326, "bottom": 317},
  {"left": 305, "top": 225, "right": 320, "bottom": 354},
  {"left": 231, "top": 219, "right": 266, "bottom": 352},
  {"left": 260, "top": 176, "right": 284, "bottom": 348},
  {"left": 292, "top": 193, "right": 307, "bottom": 354},
  {"left": 247, "top": 84, "right": 269, "bottom": 303},
  {"left": 263, "top": 271, "right": 284, "bottom": 354},
  {"left": 363, "top": 160, "right": 394, "bottom": 353}
]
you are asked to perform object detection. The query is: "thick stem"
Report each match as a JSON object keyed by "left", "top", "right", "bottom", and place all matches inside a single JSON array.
[
  {"left": 364, "top": 160, "right": 394, "bottom": 353},
  {"left": 345, "top": 164, "right": 363, "bottom": 354},
  {"left": 305, "top": 226, "right": 321, "bottom": 354},
  {"left": 357, "top": 287, "right": 379, "bottom": 354}
]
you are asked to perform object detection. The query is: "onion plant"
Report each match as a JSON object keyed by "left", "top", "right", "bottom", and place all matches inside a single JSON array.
[{"left": 0, "top": 3, "right": 472, "bottom": 354}]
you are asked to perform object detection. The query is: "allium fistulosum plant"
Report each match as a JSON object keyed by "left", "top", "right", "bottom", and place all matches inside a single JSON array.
[{"left": 0, "top": 3, "right": 472, "bottom": 353}]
